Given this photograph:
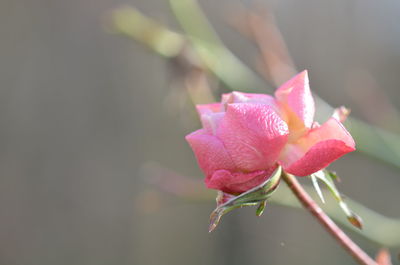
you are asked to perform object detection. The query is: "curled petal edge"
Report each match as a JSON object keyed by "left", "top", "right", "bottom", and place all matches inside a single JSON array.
[
  {"left": 279, "top": 118, "right": 355, "bottom": 176},
  {"left": 185, "top": 130, "right": 235, "bottom": 176}
]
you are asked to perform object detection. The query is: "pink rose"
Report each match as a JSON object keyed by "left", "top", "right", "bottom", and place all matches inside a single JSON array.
[{"left": 186, "top": 70, "right": 355, "bottom": 194}]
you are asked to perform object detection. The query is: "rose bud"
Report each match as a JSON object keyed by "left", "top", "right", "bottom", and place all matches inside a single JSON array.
[{"left": 186, "top": 70, "right": 355, "bottom": 194}]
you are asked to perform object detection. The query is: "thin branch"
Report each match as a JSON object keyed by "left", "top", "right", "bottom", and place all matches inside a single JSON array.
[{"left": 282, "top": 172, "right": 377, "bottom": 265}]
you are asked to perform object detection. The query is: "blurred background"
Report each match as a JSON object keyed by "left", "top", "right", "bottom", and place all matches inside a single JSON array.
[{"left": 0, "top": 0, "right": 399, "bottom": 264}]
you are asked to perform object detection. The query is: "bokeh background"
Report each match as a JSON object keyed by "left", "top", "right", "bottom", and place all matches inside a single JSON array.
[{"left": 0, "top": 0, "right": 399, "bottom": 264}]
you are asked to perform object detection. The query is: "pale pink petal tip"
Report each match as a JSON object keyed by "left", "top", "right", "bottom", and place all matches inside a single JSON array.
[
  {"left": 222, "top": 91, "right": 276, "bottom": 105},
  {"left": 275, "top": 70, "right": 315, "bottom": 128},
  {"left": 196, "top": 103, "right": 223, "bottom": 115}
]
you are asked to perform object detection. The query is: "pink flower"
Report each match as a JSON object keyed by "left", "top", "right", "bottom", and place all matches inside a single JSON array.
[{"left": 186, "top": 70, "right": 355, "bottom": 194}]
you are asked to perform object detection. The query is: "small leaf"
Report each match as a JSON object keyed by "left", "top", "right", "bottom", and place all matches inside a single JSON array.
[
  {"left": 310, "top": 174, "right": 325, "bottom": 203},
  {"left": 313, "top": 170, "right": 340, "bottom": 200},
  {"left": 208, "top": 166, "right": 282, "bottom": 232},
  {"left": 326, "top": 170, "right": 341, "bottom": 182},
  {"left": 256, "top": 200, "right": 267, "bottom": 216}
]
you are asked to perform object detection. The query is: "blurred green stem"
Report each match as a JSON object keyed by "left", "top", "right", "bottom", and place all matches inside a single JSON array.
[{"left": 111, "top": 7, "right": 185, "bottom": 57}]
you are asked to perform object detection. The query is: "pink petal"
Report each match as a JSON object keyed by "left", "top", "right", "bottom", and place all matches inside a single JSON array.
[
  {"left": 275, "top": 70, "right": 315, "bottom": 128},
  {"left": 200, "top": 112, "right": 225, "bottom": 135},
  {"left": 217, "top": 103, "right": 289, "bottom": 171},
  {"left": 185, "top": 129, "right": 235, "bottom": 176},
  {"left": 206, "top": 166, "right": 277, "bottom": 194},
  {"left": 279, "top": 118, "right": 355, "bottom": 176}
]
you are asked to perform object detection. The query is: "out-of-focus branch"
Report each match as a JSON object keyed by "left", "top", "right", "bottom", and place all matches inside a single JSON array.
[
  {"left": 110, "top": 6, "right": 216, "bottom": 106},
  {"left": 346, "top": 69, "right": 400, "bottom": 134},
  {"left": 140, "top": 162, "right": 214, "bottom": 202},
  {"left": 228, "top": 6, "right": 296, "bottom": 86},
  {"left": 111, "top": 5, "right": 266, "bottom": 93},
  {"left": 168, "top": 0, "right": 266, "bottom": 92},
  {"left": 110, "top": 6, "right": 185, "bottom": 58}
]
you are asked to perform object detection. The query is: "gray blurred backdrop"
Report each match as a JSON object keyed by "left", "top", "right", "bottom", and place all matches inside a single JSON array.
[{"left": 0, "top": 0, "right": 399, "bottom": 265}]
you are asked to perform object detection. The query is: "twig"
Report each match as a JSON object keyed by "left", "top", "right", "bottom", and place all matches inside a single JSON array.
[
  {"left": 228, "top": 5, "right": 296, "bottom": 86},
  {"left": 282, "top": 172, "right": 377, "bottom": 265}
]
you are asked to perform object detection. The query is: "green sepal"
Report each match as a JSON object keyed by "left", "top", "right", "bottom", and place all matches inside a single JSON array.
[
  {"left": 310, "top": 174, "right": 325, "bottom": 203},
  {"left": 256, "top": 200, "right": 267, "bottom": 217},
  {"left": 208, "top": 166, "right": 282, "bottom": 232},
  {"left": 326, "top": 170, "right": 340, "bottom": 182}
]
